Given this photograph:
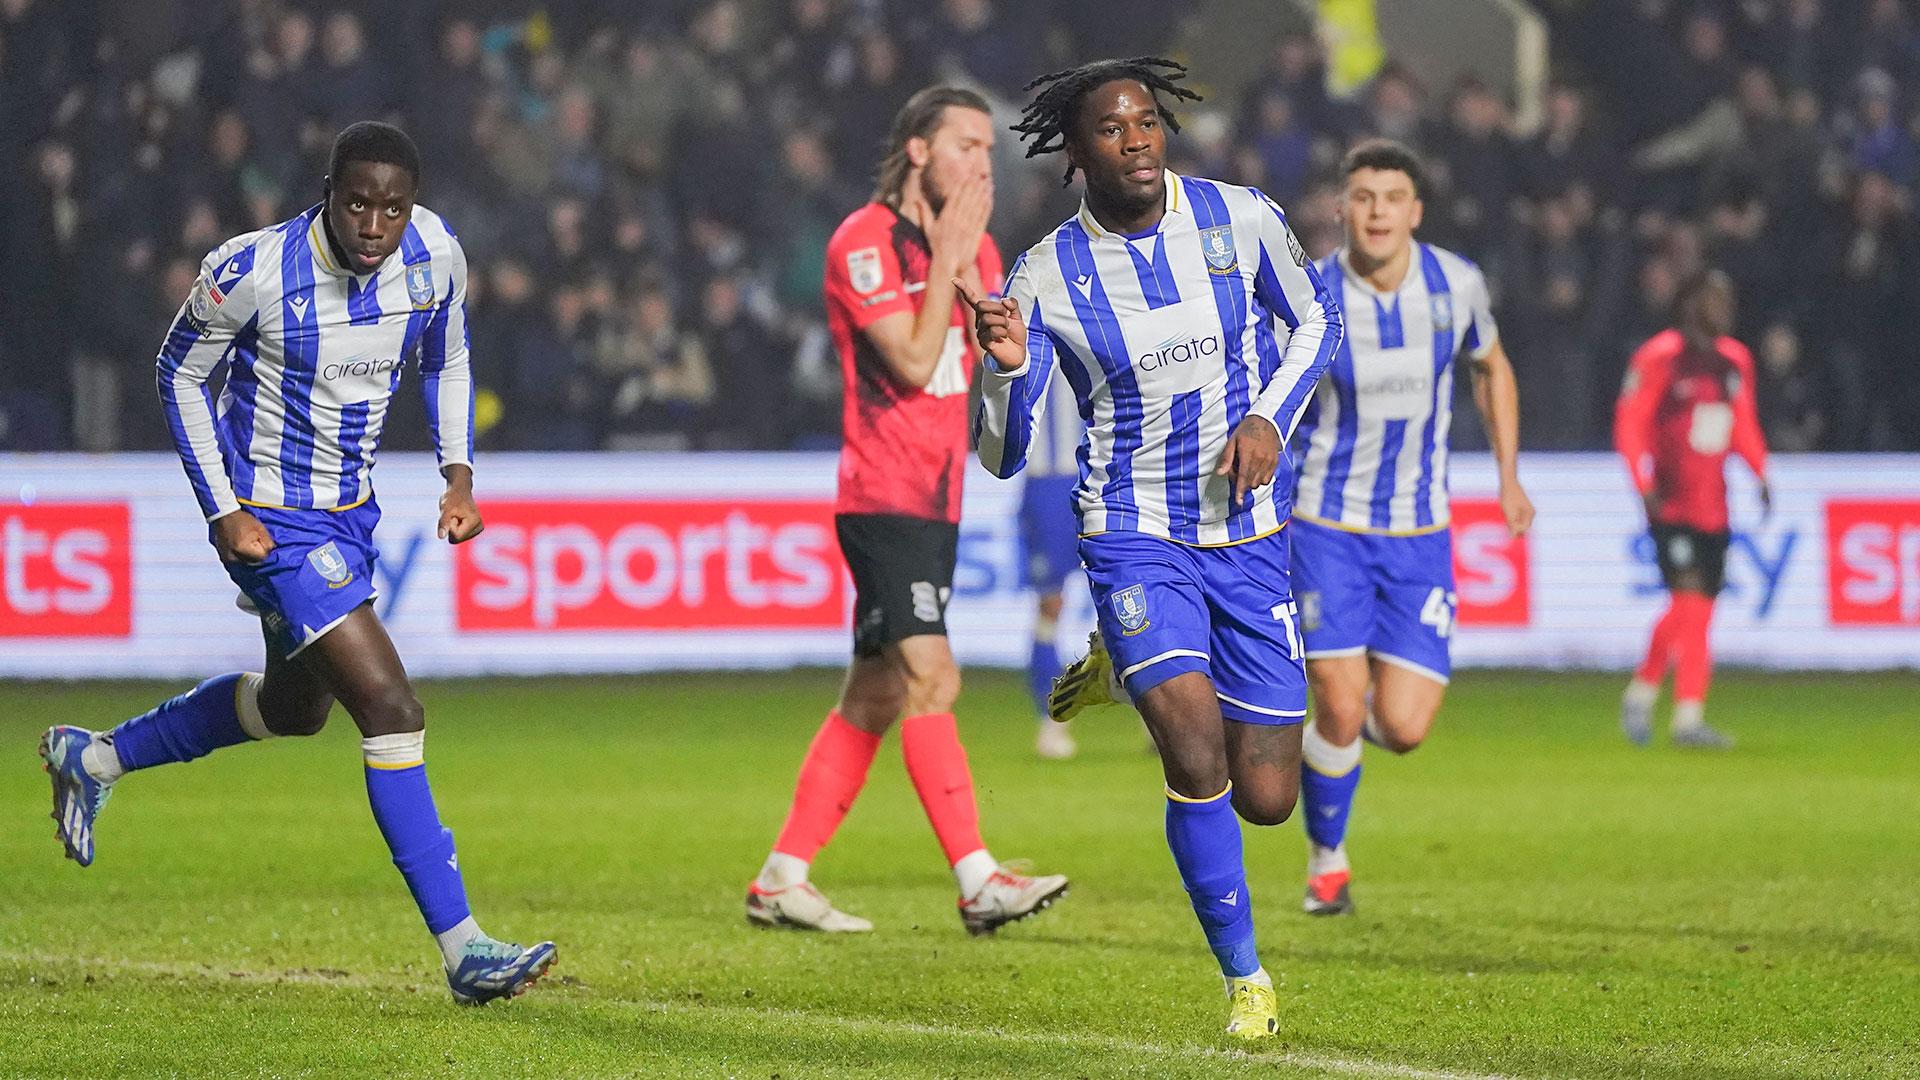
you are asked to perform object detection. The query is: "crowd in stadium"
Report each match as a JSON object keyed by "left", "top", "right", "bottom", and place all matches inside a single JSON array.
[{"left": 3, "top": 0, "right": 1918, "bottom": 455}]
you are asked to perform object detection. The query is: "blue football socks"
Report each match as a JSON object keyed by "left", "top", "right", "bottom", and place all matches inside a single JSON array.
[
  {"left": 1300, "top": 723, "right": 1362, "bottom": 853},
  {"left": 1165, "top": 784, "right": 1260, "bottom": 978},
  {"left": 363, "top": 732, "right": 472, "bottom": 935},
  {"left": 1027, "top": 632, "right": 1060, "bottom": 719},
  {"left": 109, "top": 673, "right": 255, "bottom": 772}
]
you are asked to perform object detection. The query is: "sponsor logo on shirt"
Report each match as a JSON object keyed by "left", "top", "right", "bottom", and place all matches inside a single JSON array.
[
  {"left": 1137, "top": 334, "right": 1221, "bottom": 372},
  {"left": 322, "top": 357, "right": 403, "bottom": 380}
]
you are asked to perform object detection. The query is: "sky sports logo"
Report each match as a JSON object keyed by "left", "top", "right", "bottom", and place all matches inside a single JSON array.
[
  {"left": 454, "top": 500, "right": 847, "bottom": 631},
  {"left": 1827, "top": 499, "right": 1920, "bottom": 625},
  {"left": 1136, "top": 333, "right": 1220, "bottom": 371},
  {"left": 0, "top": 502, "right": 132, "bottom": 637}
]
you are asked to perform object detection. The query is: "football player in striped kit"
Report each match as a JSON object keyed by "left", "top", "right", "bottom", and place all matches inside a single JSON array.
[
  {"left": 38, "top": 123, "right": 556, "bottom": 1004},
  {"left": 1287, "top": 140, "right": 1533, "bottom": 916},
  {"left": 967, "top": 57, "right": 1341, "bottom": 1039}
]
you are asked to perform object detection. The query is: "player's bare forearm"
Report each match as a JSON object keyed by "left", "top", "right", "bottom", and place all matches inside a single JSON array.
[
  {"left": 438, "top": 464, "right": 483, "bottom": 543},
  {"left": 863, "top": 284, "right": 962, "bottom": 389},
  {"left": 1470, "top": 344, "right": 1522, "bottom": 484},
  {"left": 1470, "top": 342, "right": 1534, "bottom": 534}
]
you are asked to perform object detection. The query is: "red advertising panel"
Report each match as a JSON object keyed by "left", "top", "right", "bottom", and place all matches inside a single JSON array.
[
  {"left": 1827, "top": 499, "right": 1920, "bottom": 625},
  {"left": 0, "top": 502, "right": 133, "bottom": 637},
  {"left": 455, "top": 499, "right": 847, "bottom": 631},
  {"left": 1451, "top": 499, "right": 1531, "bottom": 626}
]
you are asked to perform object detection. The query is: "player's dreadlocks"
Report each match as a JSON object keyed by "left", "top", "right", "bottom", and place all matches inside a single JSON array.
[{"left": 1012, "top": 57, "right": 1203, "bottom": 185}]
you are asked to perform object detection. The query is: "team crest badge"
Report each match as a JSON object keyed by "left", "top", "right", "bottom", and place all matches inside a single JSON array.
[
  {"left": 307, "top": 542, "right": 354, "bottom": 588},
  {"left": 406, "top": 263, "right": 435, "bottom": 309},
  {"left": 1299, "top": 591, "right": 1323, "bottom": 632},
  {"left": 1430, "top": 295, "right": 1453, "bottom": 333},
  {"left": 1111, "top": 584, "right": 1150, "bottom": 635},
  {"left": 847, "top": 246, "right": 883, "bottom": 295},
  {"left": 1199, "top": 226, "right": 1238, "bottom": 275}
]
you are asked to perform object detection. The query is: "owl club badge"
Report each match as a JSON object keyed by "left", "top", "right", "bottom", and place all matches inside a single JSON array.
[
  {"left": 1111, "top": 584, "right": 1150, "bottom": 635},
  {"left": 1200, "top": 226, "right": 1238, "bottom": 275},
  {"left": 406, "top": 263, "right": 435, "bottom": 309},
  {"left": 307, "top": 542, "right": 354, "bottom": 588}
]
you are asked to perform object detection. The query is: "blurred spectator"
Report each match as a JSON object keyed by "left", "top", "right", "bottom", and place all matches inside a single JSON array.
[
  {"left": 1245, "top": 91, "right": 1314, "bottom": 204},
  {"left": 1755, "top": 322, "right": 1830, "bottom": 453},
  {"left": 695, "top": 275, "right": 788, "bottom": 450},
  {"left": 1523, "top": 81, "right": 1614, "bottom": 205},
  {"left": 593, "top": 282, "right": 714, "bottom": 450},
  {"left": 1429, "top": 76, "right": 1519, "bottom": 256},
  {"left": 923, "top": 0, "right": 1036, "bottom": 98},
  {"left": 6, "top": 1, "right": 1920, "bottom": 453},
  {"left": 1818, "top": 169, "right": 1920, "bottom": 449},
  {"left": 317, "top": 11, "right": 395, "bottom": 132}
]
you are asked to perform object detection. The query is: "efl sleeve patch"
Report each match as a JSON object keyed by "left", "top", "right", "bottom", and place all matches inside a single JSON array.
[{"left": 847, "top": 246, "right": 883, "bottom": 295}]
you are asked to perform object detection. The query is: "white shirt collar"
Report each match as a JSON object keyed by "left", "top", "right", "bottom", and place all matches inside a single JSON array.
[{"left": 1078, "top": 170, "right": 1185, "bottom": 240}]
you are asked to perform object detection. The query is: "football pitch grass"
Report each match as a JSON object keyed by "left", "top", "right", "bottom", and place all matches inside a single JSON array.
[{"left": 2, "top": 670, "right": 1915, "bottom": 1079}]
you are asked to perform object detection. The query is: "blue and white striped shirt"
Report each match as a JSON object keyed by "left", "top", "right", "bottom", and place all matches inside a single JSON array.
[
  {"left": 157, "top": 204, "right": 472, "bottom": 521},
  {"left": 975, "top": 172, "right": 1341, "bottom": 546},
  {"left": 1026, "top": 367, "right": 1084, "bottom": 481},
  {"left": 1291, "top": 244, "right": 1496, "bottom": 534}
]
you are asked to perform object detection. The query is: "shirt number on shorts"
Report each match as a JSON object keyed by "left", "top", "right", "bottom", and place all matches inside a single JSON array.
[
  {"left": 1420, "top": 587, "right": 1458, "bottom": 639},
  {"left": 1270, "top": 601, "right": 1305, "bottom": 660}
]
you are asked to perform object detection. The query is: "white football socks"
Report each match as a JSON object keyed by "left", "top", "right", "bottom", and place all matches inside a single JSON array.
[
  {"left": 1308, "top": 842, "right": 1350, "bottom": 878},
  {"left": 233, "top": 672, "right": 270, "bottom": 739},
  {"left": 1302, "top": 721, "right": 1361, "bottom": 776},
  {"left": 1227, "top": 966, "right": 1274, "bottom": 991},
  {"left": 1624, "top": 679, "right": 1660, "bottom": 709},
  {"left": 436, "top": 915, "right": 483, "bottom": 968},
  {"left": 953, "top": 849, "right": 998, "bottom": 900},
  {"left": 1673, "top": 700, "right": 1705, "bottom": 732},
  {"left": 81, "top": 735, "right": 125, "bottom": 784},
  {"left": 755, "top": 851, "right": 810, "bottom": 892}
]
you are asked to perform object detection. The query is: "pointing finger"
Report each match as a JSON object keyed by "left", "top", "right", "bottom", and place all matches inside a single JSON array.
[{"left": 951, "top": 277, "right": 982, "bottom": 309}]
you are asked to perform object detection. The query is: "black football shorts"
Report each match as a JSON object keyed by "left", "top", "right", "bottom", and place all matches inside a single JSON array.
[
  {"left": 1650, "top": 523, "right": 1730, "bottom": 595},
  {"left": 835, "top": 513, "right": 959, "bottom": 657}
]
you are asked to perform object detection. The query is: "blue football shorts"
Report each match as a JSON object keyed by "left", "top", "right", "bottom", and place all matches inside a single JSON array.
[
  {"left": 1078, "top": 528, "right": 1306, "bottom": 726},
  {"left": 218, "top": 497, "right": 381, "bottom": 660},
  {"left": 1019, "top": 474, "right": 1082, "bottom": 594},
  {"left": 1289, "top": 517, "right": 1455, "bottom": 684}
]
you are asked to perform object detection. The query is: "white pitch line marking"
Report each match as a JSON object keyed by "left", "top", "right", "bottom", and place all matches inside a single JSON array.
[{"left": 3, "top": 953, "right": 1524, "bottom": 1079}]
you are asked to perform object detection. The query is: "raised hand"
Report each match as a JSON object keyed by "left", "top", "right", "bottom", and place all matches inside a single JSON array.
[
  {"left": 953, "top": 277, "right": 1027, "bottom": 373},
  {"left": 928, "top": 175, "right": 993, "bottom": 277}
]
